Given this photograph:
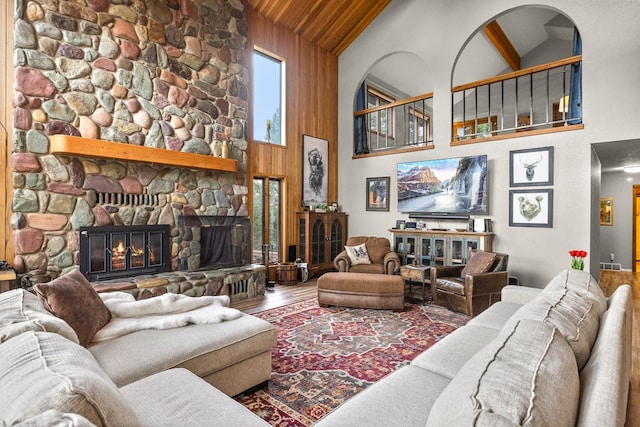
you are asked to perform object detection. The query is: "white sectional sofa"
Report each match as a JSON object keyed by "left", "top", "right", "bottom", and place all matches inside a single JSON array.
[
  {"left": 0, "top": 283, "right": 276, "bottom": 426},
  {"left": 316, "top": 269, "right": 632, "bottom": 426},
  {"left": 1, "top": 269, "right": 631, "bottom": 426}
]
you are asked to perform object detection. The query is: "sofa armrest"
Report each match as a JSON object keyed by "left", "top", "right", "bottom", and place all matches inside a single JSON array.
[
  {"left": 383, "top": 252, "right": 401, "bottom": 274},
  {"left": 334, "top": 250, "right": 351, "bottom": 272},
  {"left": 431, "top": 265, "right": 465, "bottom": 281},
  {"left": 501, "top": 285, "right": 542, "bottom": 305}
]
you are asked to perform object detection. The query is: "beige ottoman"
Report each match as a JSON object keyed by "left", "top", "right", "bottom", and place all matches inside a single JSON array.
[{"left": 317, "top": 272, "right": 405, "bottom": 311}]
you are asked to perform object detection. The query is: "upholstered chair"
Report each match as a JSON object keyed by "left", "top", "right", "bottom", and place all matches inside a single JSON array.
[
  {"left": 430, "top": 250, "right": 509, "bottom": 316},
  {"left": 334, "top": 236, "right": 401, "bottom": 275}
]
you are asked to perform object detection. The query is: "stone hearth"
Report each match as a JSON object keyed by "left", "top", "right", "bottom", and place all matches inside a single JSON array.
[{"left": 91, "top": 265, "right": 266, "bottom": 303}]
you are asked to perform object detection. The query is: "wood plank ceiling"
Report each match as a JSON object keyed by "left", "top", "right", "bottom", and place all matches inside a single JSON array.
[{"left": 247, "top": 0, "right": 393, "bottom": 55}]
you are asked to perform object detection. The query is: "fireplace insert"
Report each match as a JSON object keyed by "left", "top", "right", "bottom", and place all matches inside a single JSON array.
[
  {"left": 177, "top": 215, "right": 251, "bottom": 271},
  {"left": 79, "top": 225, "right": 170, "bottom": 281}
]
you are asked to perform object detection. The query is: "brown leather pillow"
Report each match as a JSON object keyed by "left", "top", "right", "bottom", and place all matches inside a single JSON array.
[
  {"left": 34, "top": 269, "right": 111, "bottom": 347},
  {"left": 460, "top": 251, "right": 496, "bottom": 279}
]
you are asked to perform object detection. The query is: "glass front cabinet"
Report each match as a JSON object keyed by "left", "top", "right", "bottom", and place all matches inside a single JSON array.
[
  {"left": 390, "top": 229, "right": 494, "bottom": 267},
  {"left": 297, "top": 212, "right": 348, "bottom": 272},
  {"left": 394, "top": 234, "right": 417, "bottom": 265}
]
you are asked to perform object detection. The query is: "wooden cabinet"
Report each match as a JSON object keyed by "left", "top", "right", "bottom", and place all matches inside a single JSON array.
[
  {"left": 297, "top": 212, "right": 348, "bottom": 272},
  {"left": 0, "top": 269, "right": 16, "bottom": 293},
  {"left": 390, "top": 229, "right": 493, "bottom": 266}
]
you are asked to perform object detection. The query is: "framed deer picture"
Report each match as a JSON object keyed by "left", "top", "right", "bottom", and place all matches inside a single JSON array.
[{"left": 509, "top": 146, "right": 554, "bottom": 187}]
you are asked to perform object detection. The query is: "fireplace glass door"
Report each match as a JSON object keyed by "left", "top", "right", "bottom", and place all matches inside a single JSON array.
[{"left": 80, "top": 225, "right": 169, "bottom": 281}]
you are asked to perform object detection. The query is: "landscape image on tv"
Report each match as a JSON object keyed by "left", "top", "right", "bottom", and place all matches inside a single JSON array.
[{"left": 397, "top": 155, "right": 488, "bottom": 214}]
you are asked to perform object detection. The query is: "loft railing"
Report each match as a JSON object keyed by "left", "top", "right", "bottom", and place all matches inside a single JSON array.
[
  {"left": 353, "top": 93, "right": 434, "bottom": 155},
  {"left": 451, "top": 55, "right": 583, "bottom": 143}
]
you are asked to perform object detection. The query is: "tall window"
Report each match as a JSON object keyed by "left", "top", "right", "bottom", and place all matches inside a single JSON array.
[
  {"left": 253, "top": 49, "right": 285, "bottom": 145},
  {"left": 367, "top": 86, "right": 394, "bottom": 139},
  {"left": 252, "top": 177, "right": 281, "bottom": 263}
]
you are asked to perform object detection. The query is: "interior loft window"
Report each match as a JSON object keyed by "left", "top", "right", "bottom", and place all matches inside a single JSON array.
[
  {"left": 253, "top": 48, "right": 285, "bottom": 145},
  {"left": 409, "top": 107, "right": 430, "bottom": 144},
  {"left": 367, "top": 86, "right": 395, "bottom": 139}
]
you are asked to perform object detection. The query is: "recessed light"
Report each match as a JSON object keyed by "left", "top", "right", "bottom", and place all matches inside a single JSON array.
[{"left": 623, "top": 165, "right": 640, "bottom": 173}]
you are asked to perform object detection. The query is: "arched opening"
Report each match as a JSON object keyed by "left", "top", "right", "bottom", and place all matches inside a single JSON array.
[
  {"left": 353, "top": 52, "right": 433, "bottom": 156},
  {"left": 451, "top": 7, "right": 582, "bottom": 142}
]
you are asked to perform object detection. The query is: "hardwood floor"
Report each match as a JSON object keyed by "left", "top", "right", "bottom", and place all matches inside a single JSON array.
[
  {"left": 230, "top": 279, "right": 318, "bottom": 315},
  {"left": 234, "top": 271, "right": 640, "bottom": 425}
]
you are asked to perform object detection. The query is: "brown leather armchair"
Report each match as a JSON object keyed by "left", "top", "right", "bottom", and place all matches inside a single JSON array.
[
  {"left": 430, "top": 250, "right": 509, "bottom": 316},
  {"left": 334, "top": 236, "right": 401, "bottom": 275}
]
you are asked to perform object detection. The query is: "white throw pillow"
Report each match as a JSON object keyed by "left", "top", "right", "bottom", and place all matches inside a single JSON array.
[{"left": 345, "top": 243, "right": 371, "bottom": 266}]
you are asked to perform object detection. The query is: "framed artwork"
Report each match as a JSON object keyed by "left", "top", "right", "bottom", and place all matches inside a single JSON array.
[
  {"left": 600, "top": 198, "right": 614, "bottom": 226},
  {"left": 302, "top": 135, "right": 328, "bottom": 207},
  {"left": 366, "top": 176, "right": 390, "bottom": 211},
  {"left": 516, "top": 115, "right": 532, "bottom": 132},
  {"left": 509, "top": 146, "right": 554, "bottom": 186},
  {"left": 509, "top": 189, "right": 553, "bottom": 228}
]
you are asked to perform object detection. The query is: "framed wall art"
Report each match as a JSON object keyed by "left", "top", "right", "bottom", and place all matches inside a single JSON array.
[
  {"left": 366, "top": 176, "right": 390, "bottom": 211},
  {"left": 509, "top": 189, "right": 553, "bottom": 228},
  {"left": 600, "top": 197, "right": 614, "bottom": 226},
  {"left": 302, "top": 135, "right": 328, "bottom": 207},
  {"left": 509, "top": 146, "right": 554, "bottom": 187}
]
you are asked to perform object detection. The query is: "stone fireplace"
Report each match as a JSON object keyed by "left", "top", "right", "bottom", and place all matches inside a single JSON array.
[
  {"left": 79, "top": 225, "right": 170, "bottom": 281},
  {"left": 10, "top": 0, "right": 253, "bottom": 288}
]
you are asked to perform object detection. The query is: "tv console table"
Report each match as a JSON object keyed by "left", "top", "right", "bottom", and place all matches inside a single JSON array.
[{"left": 389, "top": 229, "right": 494, "bottom": 267}]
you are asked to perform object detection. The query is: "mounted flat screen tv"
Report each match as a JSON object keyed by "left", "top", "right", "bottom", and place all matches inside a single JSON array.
[{"left": 397, "top": 155, "right": 488, "bottom": 217}]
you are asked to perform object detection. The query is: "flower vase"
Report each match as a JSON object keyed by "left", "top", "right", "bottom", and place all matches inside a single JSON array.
[{"left": 569, "top": 250, "right": 587, "bottom": 271}]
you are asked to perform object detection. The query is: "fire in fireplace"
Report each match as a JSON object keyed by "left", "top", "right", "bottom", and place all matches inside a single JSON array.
[{"left": 79, "top": 225, "right": 170, "bottom": 281}]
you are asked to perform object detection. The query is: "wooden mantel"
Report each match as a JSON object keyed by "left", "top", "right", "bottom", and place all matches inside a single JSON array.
[{"left": 50, "top": 135, "right": 238, "bottom": 173}]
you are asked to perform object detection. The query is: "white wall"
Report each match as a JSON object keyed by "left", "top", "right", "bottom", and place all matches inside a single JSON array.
[{"left": 337, "top": 0, "right": 640, "bottom": 288}]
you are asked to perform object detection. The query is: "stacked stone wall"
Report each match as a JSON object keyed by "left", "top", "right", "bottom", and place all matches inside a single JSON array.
[{"left": 11, "top": 0, "right": 250, "bottom": 279}]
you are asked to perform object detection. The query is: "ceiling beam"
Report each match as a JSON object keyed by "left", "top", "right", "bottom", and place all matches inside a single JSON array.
[{"left": 483, "top": 20, "right": 520, "bottom": 71}]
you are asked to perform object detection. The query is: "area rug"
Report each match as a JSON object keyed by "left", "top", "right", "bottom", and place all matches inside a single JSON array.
[{"left": 234, "top": 298, "right": 470, "bottom": 426}]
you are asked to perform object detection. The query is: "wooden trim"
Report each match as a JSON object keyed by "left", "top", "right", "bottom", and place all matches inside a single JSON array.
[
  {"left": 352, "top": 144, "right": 433, "bottom": 159},
  {"left": 483, "top": 20, "right": 520, "bottom": 71},
  {"left": 1, "top": 0, "right": 13, "bottom": 263},
  {"left": 633, "top": 186, "right": 640, "bottom": 273},
  {"left": 450, "top": 123, "right": 584, "bottom": 146},
  {"left": 50, "top": 135, "right": 238, "bottom": 172},
  {"left": 354, "top": 92, "right": 434, "bottom": 117},
  {"left": 389, "top": 229, "right": 494, "bottom": 237},
  {"left": 452, "top": 55, "right": 582, "bottom": 93}
]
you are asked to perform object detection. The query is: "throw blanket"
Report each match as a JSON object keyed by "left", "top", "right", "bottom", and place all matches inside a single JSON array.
[{"left": 92, "top": 292, "right": 242, "bottom": 342}]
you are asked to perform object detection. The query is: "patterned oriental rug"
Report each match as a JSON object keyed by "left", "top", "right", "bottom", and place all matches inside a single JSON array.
[{"left": 234, "top": 298, "right": 470, "bottom": 426}]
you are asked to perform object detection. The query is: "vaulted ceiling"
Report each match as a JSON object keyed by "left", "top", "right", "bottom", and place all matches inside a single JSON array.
[{"left": 246, "top": 0, "right": 392, "bottom": 55}]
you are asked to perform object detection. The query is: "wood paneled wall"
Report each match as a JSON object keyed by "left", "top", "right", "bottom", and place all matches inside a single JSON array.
[
  {"left": 248, "top": 8, "right": 339, "bottom": 260},
  {"left": 1, "top": 2, "right": 13, "bottom": 263}
]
